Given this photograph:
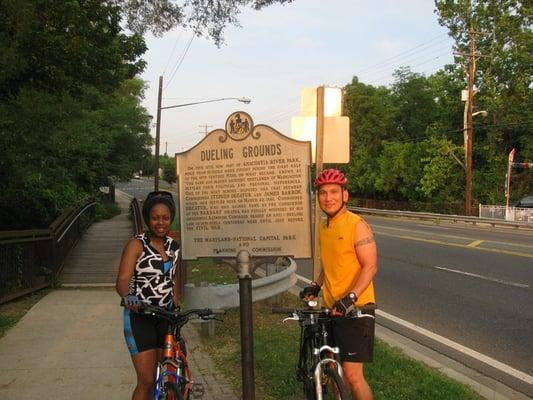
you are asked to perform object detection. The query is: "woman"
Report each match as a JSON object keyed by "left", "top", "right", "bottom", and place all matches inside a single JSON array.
[{"left": 116, "top": 190, "right": 181, "bottom": 400}]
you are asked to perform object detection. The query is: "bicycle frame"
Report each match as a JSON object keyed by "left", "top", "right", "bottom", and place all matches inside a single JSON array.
[
  {"left": 154, "top": 327, "right": 193, "bottom": 399},
  {"left": 132, "top": 304, "right": 214, "bottom": 400}
]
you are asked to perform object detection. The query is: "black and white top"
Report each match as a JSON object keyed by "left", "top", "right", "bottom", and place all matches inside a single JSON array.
[{"left": 128, "top": 232, "right": 179, "bottom": 308}]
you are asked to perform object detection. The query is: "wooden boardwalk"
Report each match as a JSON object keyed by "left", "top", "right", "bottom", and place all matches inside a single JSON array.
[{"left": 59, "top": 191, "right": 132, "bottom": 285}]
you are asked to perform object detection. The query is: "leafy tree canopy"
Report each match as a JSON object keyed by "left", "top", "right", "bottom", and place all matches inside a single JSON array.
[{"left": 114, "top": 0, "right": 295, "bottom": 45}]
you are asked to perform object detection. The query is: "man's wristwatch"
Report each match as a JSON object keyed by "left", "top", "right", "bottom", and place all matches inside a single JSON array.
[{"left": 348, "top": 292, "right": 357, "bottom": 302}]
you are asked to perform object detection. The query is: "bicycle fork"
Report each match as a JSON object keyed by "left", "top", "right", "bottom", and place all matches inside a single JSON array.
[{"left": 313, "top": 345, "right": 344, "bottom": 400}]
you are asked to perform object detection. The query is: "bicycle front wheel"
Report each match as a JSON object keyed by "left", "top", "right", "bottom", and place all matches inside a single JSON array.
[
  {"left": 298, "top": 336, "right": 316, "bottom": 400},
  {"left": 159, "top": 381, "right": 183, "bottom": 400},
  {"left": 322, "top": 366, "right": 350, "bottom": 400}
]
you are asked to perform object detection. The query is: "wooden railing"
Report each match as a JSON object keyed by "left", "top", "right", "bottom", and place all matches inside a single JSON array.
[{"left": 0, "top": 200, "right": 96, "bottom": 304}]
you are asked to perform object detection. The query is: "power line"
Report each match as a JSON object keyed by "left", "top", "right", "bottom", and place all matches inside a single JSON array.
[
  {"left": 162, "top": 30, "right": 183, "bottom": 75},
  {"left": 164, "top": 33, "right": 195, "bottom": 90}
]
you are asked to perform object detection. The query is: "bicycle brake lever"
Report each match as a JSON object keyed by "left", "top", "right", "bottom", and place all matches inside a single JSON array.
[{"left": 282, "top": 313, "right": 300, "bottom": 323}]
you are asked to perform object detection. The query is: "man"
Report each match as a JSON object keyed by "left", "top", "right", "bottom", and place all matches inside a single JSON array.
[{"left": 302, "top": 168, "right": 377, "bottom": 400}]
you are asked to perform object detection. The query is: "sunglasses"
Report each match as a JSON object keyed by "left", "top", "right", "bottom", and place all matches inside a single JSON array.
[{"left": 146, "top": 191, "right": 174, "bottom": 200}]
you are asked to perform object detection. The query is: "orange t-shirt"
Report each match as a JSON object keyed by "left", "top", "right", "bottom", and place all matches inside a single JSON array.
[{"left": 320, "top": 210, "right": 376, "bottom": 308}]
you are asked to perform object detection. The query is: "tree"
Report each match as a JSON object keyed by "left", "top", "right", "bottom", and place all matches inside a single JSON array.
[
  {"left": 343, "top": 76, "right": 395, "bottom": 198},
  {"left": 0, "top": 79, "right": 152, "bottom": 229},
  {"left": 435, "top": 0, "right": 533, "bottom": 202},
  {"left": 160, "top": 155, "right": 177, "bottom": 185},
  {"left": 114, "top": 0, "right": 295, "bottom": 45},
  {"left": 0, "top": 0, "right": 146, "bottom": 98},
  {"left": 0, "top": 0, "right": 152, "bottom": 229},
  {"left": 390, "top": 67, "right": 439, "bottom": 142}
]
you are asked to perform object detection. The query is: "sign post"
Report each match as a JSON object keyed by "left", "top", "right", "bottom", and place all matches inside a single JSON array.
[{"left": 505, "top": 148, "right": 516, "bottom": 208}]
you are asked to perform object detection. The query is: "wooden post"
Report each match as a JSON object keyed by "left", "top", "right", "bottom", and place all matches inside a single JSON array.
[
  {"left": 313, "top": 86, "right": 325, "bottom": 281},
  {"left": 154, "top": 76, "right": 163, "bottom": 191}
]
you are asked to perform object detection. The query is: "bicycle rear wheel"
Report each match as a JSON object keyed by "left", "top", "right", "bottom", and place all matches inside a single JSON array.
[{"left": 322, "top": 366, "right": 350, "bottom": 400}]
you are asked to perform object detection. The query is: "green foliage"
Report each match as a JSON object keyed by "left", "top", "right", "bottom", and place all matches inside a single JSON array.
[
  {"left": 0, "top": 1, "right": 152, "bottom": 229},
  {"left": 0, "top": 289, "right": 50, "bottom": 339},
  {"left": 186, "top": 260, "right": 238, "bottom": 285},
  {"left": 94, "top": 197, "right": 121, "bottom": 222},
  {"left": 114, "top": 0, "right": 295, "bottom": 45},
  {"left": 435, "top": 0, "right": 533, "bottom": 202},
  {"left": 0, "top": 0, "right": 146, "bottom": 98},
  {"left": 160, "top": 155, "right": 177, "bottom": 184}
]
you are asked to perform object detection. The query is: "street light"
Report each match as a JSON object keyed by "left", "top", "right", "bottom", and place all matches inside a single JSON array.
[{"left": 153, "top": 76, "right": 251, "bottom": 191}]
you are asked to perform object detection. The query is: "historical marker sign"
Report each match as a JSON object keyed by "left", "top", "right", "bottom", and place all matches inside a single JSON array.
[{"left": 176, "top": 112, "right": 312, "bottom": 260}]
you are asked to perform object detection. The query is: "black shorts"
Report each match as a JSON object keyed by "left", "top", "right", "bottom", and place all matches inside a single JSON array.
[
  {"left": 329, "top": 311, "right": 375, "bottom": 363},
  {"left": 123, "top": 308, "right": 169, "bottom": 356}
]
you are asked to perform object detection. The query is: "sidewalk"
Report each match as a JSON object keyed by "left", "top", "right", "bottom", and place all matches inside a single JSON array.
[
  {"left": 0, "top": 289, "right": 238, "bottom": 400},
  {"left": 0, "top": 190, "right": 238, "bottom": 399}
]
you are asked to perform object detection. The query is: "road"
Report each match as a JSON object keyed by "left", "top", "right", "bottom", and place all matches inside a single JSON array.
[
  {"left": 116, "top": 179, "right": 533, "bottom": 392},
  {"left": 369, "top": 216, "right": 532, "bottom": 373}
]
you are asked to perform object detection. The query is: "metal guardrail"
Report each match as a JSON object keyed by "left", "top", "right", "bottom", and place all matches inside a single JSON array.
[
  {"left": 184, "top": 258, "right": 297, "bottom": 309},
  {"left": 348, "top": 206, "right": 533, "bottom": 230},
  {"left": 0, "top": 200, "right": 96, "bottom": 304}
]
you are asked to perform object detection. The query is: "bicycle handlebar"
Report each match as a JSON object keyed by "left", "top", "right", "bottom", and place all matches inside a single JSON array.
[
  {"left": 120, "top": 300, "right": 224, "bottom": 322},
  {"left": 272, "top": 303, "right": 377, "bottom": 316}
]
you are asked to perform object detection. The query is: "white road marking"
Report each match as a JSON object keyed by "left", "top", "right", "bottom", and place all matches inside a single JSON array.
[
  {"left": 377, "top": 309, "right": 533, "bottom": 386},
  {"left": 433, "top": 265, "right": 529, "bottom": 288}
]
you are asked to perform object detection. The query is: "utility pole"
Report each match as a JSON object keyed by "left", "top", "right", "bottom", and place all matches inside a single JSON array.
[
  {"left": 154, "top": 75, "right": 163, "bottom": 191},
  {"left": 165, "top": 141, "right": 168, "bottom": 156},
  {"left": 199, "top": 124, "right": 213, "bottom": 136},
  {"left": 463, "top": 28, "right": 477, "bottom": 216}
]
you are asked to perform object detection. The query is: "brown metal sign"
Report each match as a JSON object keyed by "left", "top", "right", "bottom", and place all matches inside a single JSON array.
[{"left": 176, "top": 112, "right": 312, "bottom": 260}]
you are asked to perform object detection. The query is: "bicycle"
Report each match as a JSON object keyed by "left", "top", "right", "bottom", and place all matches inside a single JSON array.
[
  {"left": 273, "top": 299, "right": 376, "bottom": 400},
  {"left": 126, "top": 302, "right": 221, "bottom": 400}
]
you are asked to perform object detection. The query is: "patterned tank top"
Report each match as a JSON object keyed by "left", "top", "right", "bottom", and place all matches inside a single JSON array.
[{"left": 128, "top": 232, "right": 180, "bottom": 307}]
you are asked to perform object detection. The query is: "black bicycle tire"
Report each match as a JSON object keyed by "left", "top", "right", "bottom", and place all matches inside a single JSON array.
[
  {"left": 323, "top": 366, "right": 350, "bottom": 400},
  {"left": 160, "top": 381, "right": 183, "bottom": 400},
  {"left": 300, "top": 336, "right": 317, "bottom": 400}
]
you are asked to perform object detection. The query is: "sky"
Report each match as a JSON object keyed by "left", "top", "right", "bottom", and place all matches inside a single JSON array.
[{"left": 139, "top": 0, "right": 456, "bottom": 156}]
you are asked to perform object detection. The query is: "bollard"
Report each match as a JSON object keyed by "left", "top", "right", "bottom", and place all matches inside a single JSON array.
[
  {"left": 199, "top": 282, "right": 215, "bottom": 337},
  {"left": 266, "top": 263, "right": 280, "bottom": 305},
  {"left": 237, "top": 250, "right": 255, "bottom": 400}
]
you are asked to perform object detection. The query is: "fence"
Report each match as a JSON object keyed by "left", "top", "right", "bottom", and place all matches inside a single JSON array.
[
  {"left": 350, "top": 198, "right": 477, "bottom": 216},
  {"left": 0, "top": 200, "right": 96, "bottom": 304},
  {"left": 479, "top": 205, "right": 533, "bottom": 223}
]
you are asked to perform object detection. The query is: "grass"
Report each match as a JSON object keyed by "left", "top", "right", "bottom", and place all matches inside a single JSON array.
[
  {"left": 0, "top": 289, "right": 50, "bottom": 339},
  {"left": 185, "top": 258, "right": 239, "bottom": 285},
  {"left": 199, "top": 292, "right": 483, "bottom": 400}
]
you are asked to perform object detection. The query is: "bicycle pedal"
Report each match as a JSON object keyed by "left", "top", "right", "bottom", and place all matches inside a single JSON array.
[{"left": 191, "top": 383, "right": 205, "bottom": 399}]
